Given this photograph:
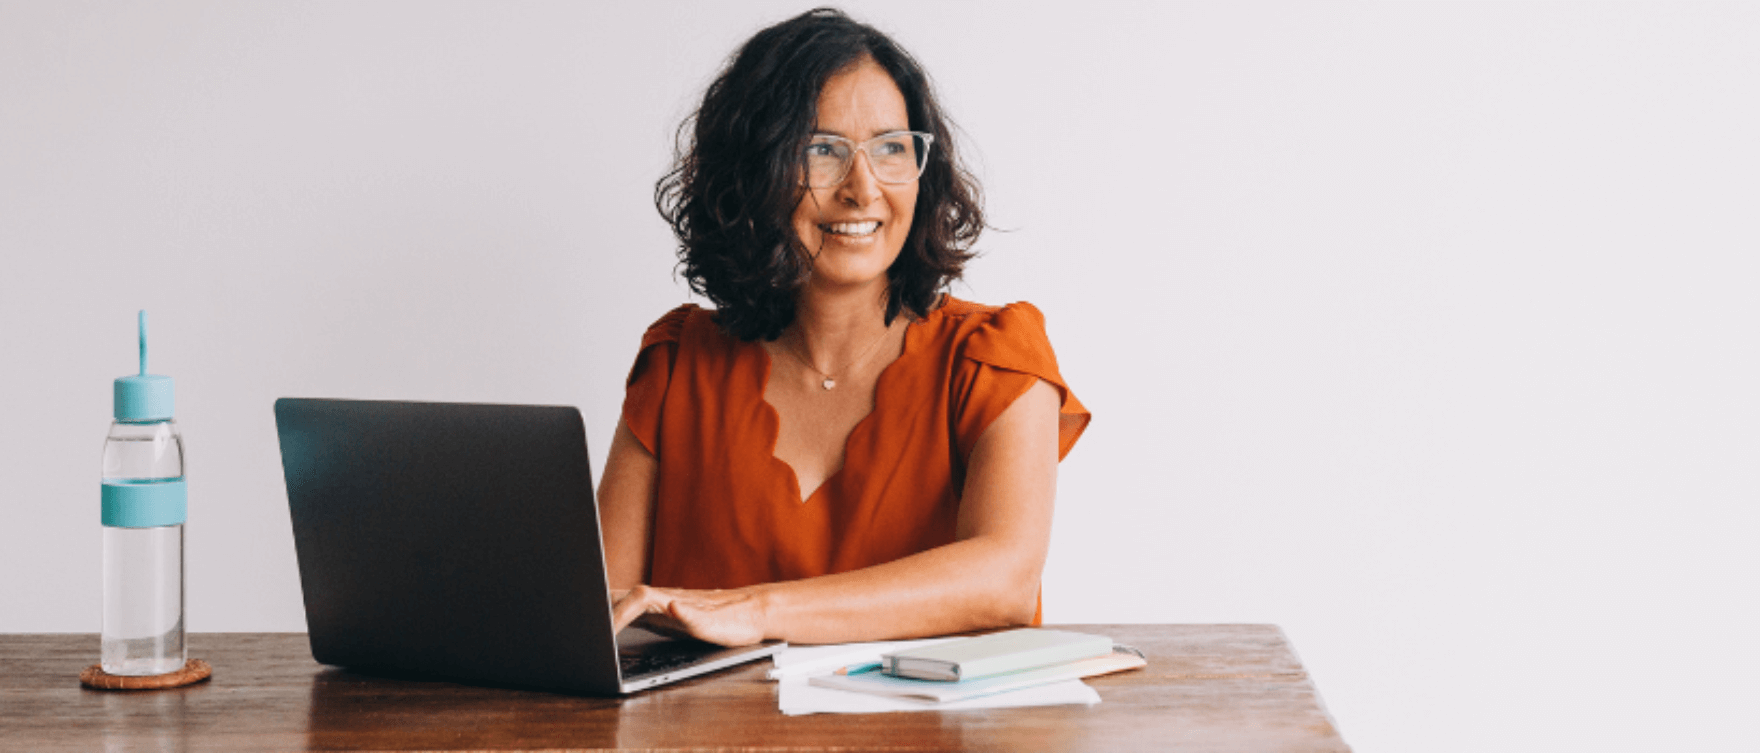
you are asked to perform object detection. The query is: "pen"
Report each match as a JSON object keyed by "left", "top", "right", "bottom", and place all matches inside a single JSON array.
[{"left": 834, "top": 661, "right": 882, "bottom": 676}]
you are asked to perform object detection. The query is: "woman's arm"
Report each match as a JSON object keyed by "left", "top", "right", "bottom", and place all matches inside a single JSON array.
[
  {"left": 597, "top": 419, "right": 658, "bottom": 591},
  {"left": 608, "top": 378, "right": 1062, "bottom": 645}
]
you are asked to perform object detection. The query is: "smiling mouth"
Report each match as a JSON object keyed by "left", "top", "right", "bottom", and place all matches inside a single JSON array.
[{"left": 820, "top": 221, "right": 882, "bottom": 237}]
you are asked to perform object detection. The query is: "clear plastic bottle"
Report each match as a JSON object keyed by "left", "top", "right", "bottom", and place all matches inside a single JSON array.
[{"left": 100, "top": 311, "right": 187, "bottom": 676}]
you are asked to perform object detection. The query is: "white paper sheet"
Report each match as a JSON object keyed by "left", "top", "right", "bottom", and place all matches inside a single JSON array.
[{"left": 769, "top": 639, "right": 1101, "bottom": 716}]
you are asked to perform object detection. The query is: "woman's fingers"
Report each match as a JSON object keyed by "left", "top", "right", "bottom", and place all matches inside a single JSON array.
[
  {"left": 667, "top": 593, "right": 766, "bottom": 647},
  {"left": 610, "top": 586, "right": 767, "bottom": 646},
  {"left": 632, "top": 613, "right": 693, "bottom": 640},
  {"left": 611, "top": 584, "right": 671, "bottom": 633}
]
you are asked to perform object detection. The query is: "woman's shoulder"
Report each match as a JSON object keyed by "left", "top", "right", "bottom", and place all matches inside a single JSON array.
[
  {"left": 638, "top": 303, "right": 719, "bottom": 349},
  {"left": 922, "top": 296, "right": 1052, "bottom": 343},
  {"left": 922, "top": 296, "right": 1066, "bottom": 378},
  {"left": 927, "top": 296, "right": 1089, "bottom": 460}
]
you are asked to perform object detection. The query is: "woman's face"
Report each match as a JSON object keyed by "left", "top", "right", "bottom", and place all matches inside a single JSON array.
[{"left": 791, "top": 58, "right": 918, "bottom": 294}]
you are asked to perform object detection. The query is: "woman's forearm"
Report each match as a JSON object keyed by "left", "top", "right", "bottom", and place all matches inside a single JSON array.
[{"left": 749, "top": 533, "right": 1045, "bottom": 643}]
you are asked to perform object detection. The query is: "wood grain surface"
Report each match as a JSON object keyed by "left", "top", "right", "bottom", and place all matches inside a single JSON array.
[{"left": 0, "top": 625, "right": 1350, "bottom": 752}]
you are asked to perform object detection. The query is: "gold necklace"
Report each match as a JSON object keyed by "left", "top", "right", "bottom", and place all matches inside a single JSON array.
[{"left": 784, "top": 321, "right": 898, "bottom": 391}]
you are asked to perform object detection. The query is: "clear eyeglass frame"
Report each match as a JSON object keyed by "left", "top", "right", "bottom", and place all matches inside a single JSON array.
[{"left": 803, "top": 130, "right": 935, "bottom": 188}]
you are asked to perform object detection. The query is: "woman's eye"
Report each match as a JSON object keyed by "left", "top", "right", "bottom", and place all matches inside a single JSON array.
[{"left": 806, "top": 143, "right": 842, "bottom": 158}]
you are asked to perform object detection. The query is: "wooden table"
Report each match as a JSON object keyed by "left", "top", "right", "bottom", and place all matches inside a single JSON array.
[{"left": 0, "top": 625, "right": 1349, "bottom": 752}]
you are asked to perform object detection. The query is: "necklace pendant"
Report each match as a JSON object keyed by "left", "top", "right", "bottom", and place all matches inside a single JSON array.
[{"left": 822, "top": 377, "right": 836, "bottom": 390}]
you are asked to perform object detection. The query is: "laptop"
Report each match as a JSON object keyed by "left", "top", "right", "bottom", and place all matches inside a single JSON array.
[{"left": 273, "top": 397, "right": 785, "bottom": 695}]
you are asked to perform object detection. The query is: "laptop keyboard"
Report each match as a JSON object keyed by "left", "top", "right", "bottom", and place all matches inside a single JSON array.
[{"left": 620, "top": 643, "right": 720, "bottom": 678}]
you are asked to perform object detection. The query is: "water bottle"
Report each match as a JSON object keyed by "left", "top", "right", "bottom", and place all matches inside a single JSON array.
[{"left": 100, "top": 310, "right": 186, "bottom": 676}]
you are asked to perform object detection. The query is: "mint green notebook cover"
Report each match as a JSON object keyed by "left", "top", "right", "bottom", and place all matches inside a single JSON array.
[{"left": 880, "top": 628, "right": 1112, "bottom": 681}]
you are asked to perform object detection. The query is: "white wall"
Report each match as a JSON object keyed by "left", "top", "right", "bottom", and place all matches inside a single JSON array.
[{"left": 3, "top": 2, "right": 1755, "bottom": 750}]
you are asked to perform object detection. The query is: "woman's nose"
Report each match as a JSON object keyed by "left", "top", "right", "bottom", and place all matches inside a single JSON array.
[{"left": 837, "top": 150, "right": 883, "bottom": 205}]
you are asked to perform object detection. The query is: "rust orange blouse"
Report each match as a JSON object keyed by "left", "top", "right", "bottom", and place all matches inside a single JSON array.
[{"left": 621, "top": 297, "right": 1090, "bottom": 596}]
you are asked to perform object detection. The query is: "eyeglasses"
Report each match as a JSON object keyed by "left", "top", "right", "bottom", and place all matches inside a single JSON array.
[{"left": 803, "top": 131, "right": 934, "bottom": 188}]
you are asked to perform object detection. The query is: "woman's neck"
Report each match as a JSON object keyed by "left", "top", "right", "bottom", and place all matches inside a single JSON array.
[{"left": 790, "top": 283, "right": 895, "bottom": 371}]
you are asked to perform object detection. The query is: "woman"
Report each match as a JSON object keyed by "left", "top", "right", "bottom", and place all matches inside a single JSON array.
[{"left": 600, "top": 8, "right": 1089, "bottom": 646}]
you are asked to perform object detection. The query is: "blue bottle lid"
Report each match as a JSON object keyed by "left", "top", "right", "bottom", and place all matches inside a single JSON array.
[{"left": 114, "top": 311, "right": 174, "bottom": 421}]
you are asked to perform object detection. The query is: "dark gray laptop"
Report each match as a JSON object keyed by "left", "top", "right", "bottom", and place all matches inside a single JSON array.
[{"left": 274, "top": 398, "right": 784, "bottom": 695}]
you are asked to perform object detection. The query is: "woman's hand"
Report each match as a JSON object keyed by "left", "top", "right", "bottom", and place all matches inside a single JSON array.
[{"left": 610, "top": 585, "right": 770, "bottom": 647}]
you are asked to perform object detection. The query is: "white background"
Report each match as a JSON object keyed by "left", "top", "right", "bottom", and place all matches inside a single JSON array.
[{"left": 3, "top": 2, "right": 1756, "bottom": 749}]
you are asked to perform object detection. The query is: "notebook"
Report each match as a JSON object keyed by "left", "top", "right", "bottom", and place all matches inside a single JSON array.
[{"left": 880, "top": 628, "right": 1113, "bottom": 681}]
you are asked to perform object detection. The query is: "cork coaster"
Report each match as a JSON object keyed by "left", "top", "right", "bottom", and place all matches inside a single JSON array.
[{"left": 80, "top": 659, "right": 212, "bottom": 691}]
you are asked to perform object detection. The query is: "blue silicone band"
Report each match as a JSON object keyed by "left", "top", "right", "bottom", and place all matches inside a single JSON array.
[{"left": 101, "top": 479, "right": 187, "bottom": 528}]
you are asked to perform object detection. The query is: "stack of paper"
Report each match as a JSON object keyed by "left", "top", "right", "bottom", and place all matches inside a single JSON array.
[
  {"left": 810, "top": 651, "right": 1146, "bottom": 703},
  {"left": 768, "top": 635, "right": 1142, "bottom": 716}
]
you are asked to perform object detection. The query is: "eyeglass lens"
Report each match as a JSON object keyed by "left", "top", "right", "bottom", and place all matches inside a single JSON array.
[{"left": 805, "top": 133, "right": 929, "bottom": 188}]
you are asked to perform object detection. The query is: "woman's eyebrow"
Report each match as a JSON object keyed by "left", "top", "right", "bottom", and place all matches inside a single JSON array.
[{"left": 811, "top": 127, "right": 911, "bottom": 139}]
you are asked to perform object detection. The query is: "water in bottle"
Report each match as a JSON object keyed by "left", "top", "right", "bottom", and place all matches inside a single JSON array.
[{"left": 100, "top": 310, "right": 187, "bottom": 676}]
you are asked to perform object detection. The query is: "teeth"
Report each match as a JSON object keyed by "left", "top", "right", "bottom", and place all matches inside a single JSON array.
[{"left": 823, "top": 221, "right": 880, "bottom": 236}]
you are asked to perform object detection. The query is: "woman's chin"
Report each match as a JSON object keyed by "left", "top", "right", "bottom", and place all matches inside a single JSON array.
[{"left": 806, "top": 238, "right": 900, "bottom": 289}]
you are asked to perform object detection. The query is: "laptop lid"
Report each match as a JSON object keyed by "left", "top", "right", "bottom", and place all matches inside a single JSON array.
[{"left": 275, "top": 398, "right": 783, "bottom": 697}]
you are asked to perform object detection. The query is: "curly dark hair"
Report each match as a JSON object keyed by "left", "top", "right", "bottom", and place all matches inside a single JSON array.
[{"left": 655, "top": 7, "right": 985, "bottom": 342}]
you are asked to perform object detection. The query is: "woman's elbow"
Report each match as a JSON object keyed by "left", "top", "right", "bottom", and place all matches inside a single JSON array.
[
  {"left": 972, "top": 579, "right": 1039, "bottom": 628},
  {"left": 999, "top": 588, "right": 1041, "bottom": 627},
  {"left": 969, "top": 553, "right": 1044, "bottom": 628}
]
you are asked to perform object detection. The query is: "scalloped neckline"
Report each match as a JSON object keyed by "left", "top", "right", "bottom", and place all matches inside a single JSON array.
[{"left": 755, "top": 317, "right": 922, "bottom": 504}]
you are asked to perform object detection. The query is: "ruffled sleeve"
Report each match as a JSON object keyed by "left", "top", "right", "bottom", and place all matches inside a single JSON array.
[
  {"left": 621, "top": 305, "right": 693, "bottom": 457},
  {"left": 951, "top": 301, "right": 1091, "bottom": 464}
]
